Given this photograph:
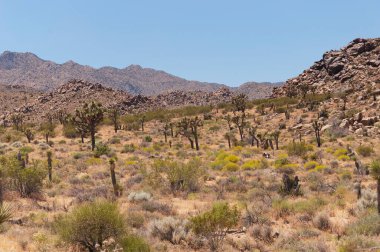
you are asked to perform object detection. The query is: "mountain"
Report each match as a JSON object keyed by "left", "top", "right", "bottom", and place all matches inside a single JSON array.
[
  {"left": 0, "top": 51, "right": 281, "bottom": 97},
  {"left": 272, "top": 38, "right": 380, "bottom": 97}
]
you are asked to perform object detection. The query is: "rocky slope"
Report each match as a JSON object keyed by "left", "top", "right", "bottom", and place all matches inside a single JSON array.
[
  {"left": 272, "top": 38, "right": 380, "bottom": 97},
  {"left": 0, "top": 79, "right": 235, "bottom": 122},
  {"left": 0, "top": 51, "right": 280, "bottom": 97}
]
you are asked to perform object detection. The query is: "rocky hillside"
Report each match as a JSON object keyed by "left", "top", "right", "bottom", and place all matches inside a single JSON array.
[
  {"left": 0, "top": 51, "right": 280, "bottom": 97},
  {"left": 272, "top": 38, "right": 380, "bottom": 97},
  {"left": 1, "top": 79, "right": 235, "bottom": 122}
]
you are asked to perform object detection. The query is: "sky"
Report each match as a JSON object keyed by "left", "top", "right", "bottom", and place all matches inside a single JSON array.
[{"left": 0, "top": 0, "right": 379, "bottom": 86}]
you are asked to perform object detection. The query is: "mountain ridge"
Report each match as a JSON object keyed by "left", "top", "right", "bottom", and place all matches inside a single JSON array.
[{"left": 0, "top": 51, "right": 282, "bottom": 98}]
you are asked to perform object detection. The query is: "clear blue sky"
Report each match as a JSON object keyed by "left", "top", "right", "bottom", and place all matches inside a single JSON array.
[{"left": 0, "top": 0, "right": 379, "bottom": 86}]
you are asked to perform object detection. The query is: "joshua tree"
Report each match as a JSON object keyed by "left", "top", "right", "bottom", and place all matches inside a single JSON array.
[
  {"left": 47, "top": 151, "right": 53, "bottom": 182},
  {"left": 248, "top": 126, "right": 259, "bottom": 148},
  {"left": 272, "top": 130, "right": 281, "bottom": 150},
  {"left": 23, "top": 128, "right": 34, "bottom": 143},
  {"left": 370, "top": 160, "right": 380, "bottom": 214},
  {"left": 138, "top": 115, "right": 146, "bottom": 132},
  {"left": 11, "top": 114, "right": 23, "bottom": 131},
  {"left": 232, "top": 115, "right": 246, "bottom": 141},
  {"left": 162, "top": 121, "right": 171, "bottom": 143},
  {"left": 54, "top": 109, "right": 70, "bottom": 125},
  {"left": 312, "top": 120, "right": 323, "bottom": 147},
  {"left": 109, "top": 107, "right": 120, "bottom": 133},
  {"left": 109, "top": 159, "right": 119, "bottom": 197},
  {"left": 224, "top": 132, "right": 236, "bottom": 149},
  {"left": 177, "top": 117, "right": 203, "bottom": 150},
  {"left": 72, "top": 102, "right": 104, "bottom": 151},
  {"left": 232, "top": 94, "right": 248, "bottom": 115}
]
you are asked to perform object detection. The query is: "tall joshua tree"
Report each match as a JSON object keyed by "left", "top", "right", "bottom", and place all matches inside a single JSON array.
[
  {"left": 177, "top": 117, "right": 203, "bottom": 151},
  {"left": 312, "top": 120, "right": 323, "bottom": 147},
  {"left": 109, "top": 159, "right": 119, "bottom": 197},
  {"left": 370, "top": 160, "right": 380, "bottom": 214},
  {"left": 272, "top": 130, "right": 281, "bottom": 150},
  {"left": 72, "top": 102, "right": 104, "bottom": 151},
  {"left": 248, "top": 126, "right": 259, "bottom": 148},
  {"left": 139, "top": 115, "right": 146, "bottom": 132},
  {"left": 109, "top": 107, "right": 120, "bottom": 133},
  {"left": 162, "top": 121, "right": 171, "bottom": 143},
  {"left": 23, "top": 128, "right": 34, "bottom": 143},
  {"left": 47, "top": 151, "right": 53, "bottom": 182}
]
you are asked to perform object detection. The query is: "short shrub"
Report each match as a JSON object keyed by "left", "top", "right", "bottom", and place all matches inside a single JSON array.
[
  {"left": 120, "top": 234, "right": 150, "bottom": 252},
  {"left": 109, "top": 137, "right": 121, "bottom": 144},
  {"left": 286, "top": 142, "right": 312, "bottom": 157},
  {"left": 149, "top": 217, "right": 189, "bottom": 244},
  {"left": 356, "top": 145, "right": 374, "bottom": 157},
  {"left": 128, "top": 191, "right": 152, "bottom": 202},
  {"left": 122, "top": 144, "right": 136, "bottom": 153},
  {"left": 346, "top": 212, "right": 380, "bottom": 236},
  {"left": 94, "top": 143, "right": 111, "bottom": 158},
  {"left": 222, "top": 162, "right": 240, "bottom": 172},
  {"left": 312, "top": 213, "right": 331, "bottom": 230},
  {"left": 55, "top": 200, "right": 126, "bottom": 252},
  {"left": 224, "top": 154, "right": 240, "bottom": 163},
  {"left": 274, "top": 154, "right": 290, "bottom": 168},
  {"left": 63, "top": 123, "right": 79, "bottom": 138},
  {"left": 144, "top": 136, "right": 152, "bottom": 142},
  {"left": 241, "top": 160, "right": 262, "bottom": 170},
  {"left": 304, "top": 161, "right": 319, "bottom": 170},
  {"left": 334, "top": 148, "right": 347, "bottom": 157},
  {"left": 190, "top": 202, "right": 240, "bottom": 251},
  {"left": 338, "top": 155, "right": 350, "bottom": 161},
  {"left": 126, "top": 212, "right": 145, "bottom": 229}
]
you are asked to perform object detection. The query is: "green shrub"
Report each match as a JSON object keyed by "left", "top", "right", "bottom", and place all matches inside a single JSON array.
[
  {"left": 338, "top": 155, "right": 350, "bottom": 161},
  {"left": 241, "top": 160, "right": 262, "bottom": 170},
  {"left": 222, "top": 162, "right": 240, "bottom": 172},
  {"left": 20, "top": 146, "right": 34, "bottom": 154},
  {"left": 334, "top": 148, "right": 347, "bottom": 157},
  {"left": 63, "top": 123, "right": 79, "bottom": 138},
  {"left": 120, "top": 234, "right": 150, "bottom": 252},
  {"left": 94, "top": 143, "right": 111, "bottom": 158},
  {"left": 304, "top": 161, "right": 319, "bottom": 170},
  {"left": 190, "top": 202, "right": 239, "bottom": 251},
  {"left": 0, "top": 204, "right": 12, "bottom": 226},
  {"left": 55, "top": 200, "right": 126, "bottom": 252},
  {"left": 122, "top": 144, "right": 136, "bottom": 153},
  {"left": 224, "top": 154, "right": 239, "bottom": 163},
  {"left": 346, "top": 213, "right": 380, "bottom": 236},
  {"left": 274, "top": 154, "right": 290, "bottom": 168},
  {"left": 286, "top": 142, "right": 312, "bottom": 157},
  {"left": 144, "top": 136, "right": 152, "bottom": 142},
  {"left": 356, "top": 145, "right": 374, "bottom": 157}
]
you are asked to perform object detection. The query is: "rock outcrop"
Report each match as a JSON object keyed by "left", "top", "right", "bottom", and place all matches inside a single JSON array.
[{"left": 272, "top": 38, "right": 380, "bottom": 97}]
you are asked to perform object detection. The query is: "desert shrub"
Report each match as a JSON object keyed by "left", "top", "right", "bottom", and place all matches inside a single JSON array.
[
  {"left": 149, "top": 217, "right": 189, "bottom": 244},
  {"left": 241, "top": 160, "right": 262, "bottom": 170},
  {"left": 126, "top": 212, "right": 145, "bottom": 229},
  {"left": 55, "top": 200, "right": 126, "bottom": 251},
  {"left": 190, "top": 202, "right": 240, "bottom": 251},
  {"left": 312, "top": 213, "right": 331, "bottom": 230},
  {"left": 94, "top": 142, "right": 111, "bottom": 158},
  {"left": 109, "top": 137, "right": 121, "bottom": 144},
  {"left": 286, "top": 142, "right": 312, "bottom": 157},
  {"left": 356, "top": 145, "right": 374, "bottom": 157},
  {"left": 128, "top": 191, "right": 152, "bottom": 202},
  {"left": 222, "top": 162, "right": 240, "bottom": 172},
  {"left": 1, "top": 157, "right": 46, "bottom": 197},
  {"left": 224, "top": 154, "right": 240, "bottom": 163},
  {"left": 356, "top": 189, "right": 377, "bottom": 211},
  {"left": 338, "top": 155, "right": 350, "bottom": 161},
  {"left": 251, "top": 225, "right": 273, "bottom": 243},
  {"left": 304, "top": 161, "right": 319, "bottom": 170},
  {"left": 339, "top": 235, "right": 378, "bottom": 252},
  {"left": 292, "top": 198, "right": 326, "bottom": 216},
  {"left": 149, "top": 158, "right": 205, "bottom": 193},
  {"left": 122, "top": 144, "right": 136, "bottom": 153},
  {"left": 144, "top": 136, "right": 152, "bottom": 142},
  {"left": 0, "top": 204, "right": 12, "bottom": 226},
  {"left": 120, "top": 234, "right": 151, "bottom": 252},
  {"left": 20, "top": 146, "right": 34, "bottom": 154},
  {"left": 63, "top": 123, "right": 79, "bottom": 138},
  {"left": 141, "top": 201, "right": 173, "bottom": 215},
  {"left": 334, "top": 148, "right": 348, "bottom": 157},
  {"left": 274, "top": 154, "right": 290, "bottom": 168},
  {"left": 346, "top": 212, "right": 380, "bottom": 236}
]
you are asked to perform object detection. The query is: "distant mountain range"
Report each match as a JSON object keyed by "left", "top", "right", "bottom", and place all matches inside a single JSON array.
[{"left": 0, "top": 51, "right": 282, "bottom": 98}]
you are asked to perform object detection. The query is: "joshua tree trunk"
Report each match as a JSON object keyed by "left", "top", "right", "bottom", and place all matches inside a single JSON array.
[
  {"left": 164, "top": 132, "right": 167, "bottom": 143},
  {"left": 377, "top": 179, "right": 380, "bottom": 214},
  {"left": 90, "top": 130, "right": 96, "bottom": 151},
  {"left": 189, "top": 138, "right": 194, "bottom": 149},
  {"left": 45, "top": 133, "right": 49, "bottom": 143},
  {"left": 194, "top": 130, "right": 200, "bottom": 151},
  {"left": 0, "top": 176, "right": 3, "bottom": 206},
  {"left": 81, "top": 133, "right": 85, "bottom": 143},
  {"left": 47, "top": 151, "right": 53, "bottom": 182},
  {"left": 109, "top": 159, "right": 118, "bottom": 197}
]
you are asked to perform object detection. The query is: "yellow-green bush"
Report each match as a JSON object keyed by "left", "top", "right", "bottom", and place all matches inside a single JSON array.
[
  {"left": 274, "top": 154, "right": 290, "bottom": 168},
  {"left": 222, "top": 162, "right": 240, "bottom": 172},
  {"left": 334, "top": 148, "right": 347, "bottom": 157},
  {"left": 241, "top": 160, "right": 261, "bottom": 170},
  {"left": 224, "top": 154, "right": 240, "bottom": 163},
  {"left": 356, "top": 145, "right": 374, "bottom": 157},
  {"left": 304, "top": 161, "right": 319, "bottom": 170},
  {"left": 338, "top": 155, "right": 350, "bottom": 161}
]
